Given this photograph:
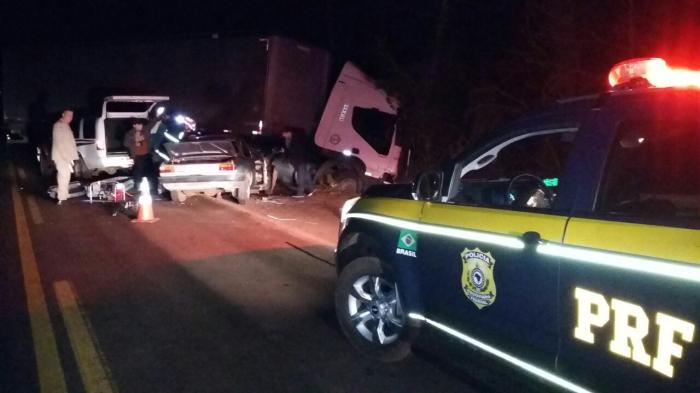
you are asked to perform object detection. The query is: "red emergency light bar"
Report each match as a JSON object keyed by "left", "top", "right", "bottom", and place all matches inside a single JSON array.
[{"left": 609, "top": 58, "right": 700, "bottom": 89}]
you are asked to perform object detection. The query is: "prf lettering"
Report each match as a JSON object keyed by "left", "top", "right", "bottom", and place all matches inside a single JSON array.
[{"left": 573, "top": 287, "right": 695, "bottom": 378}]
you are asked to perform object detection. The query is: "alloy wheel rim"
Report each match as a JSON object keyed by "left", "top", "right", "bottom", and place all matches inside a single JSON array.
[{"left": 347, "top": 275, "right": 404, "bottom": 345}]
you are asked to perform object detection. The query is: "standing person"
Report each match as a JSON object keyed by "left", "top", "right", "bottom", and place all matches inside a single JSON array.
[
  {"left": 282, "top": 128, "right": 313, "bottom": 197},
  {"left": 147, "top": 111, "right": 173, "bottom": 194},
  {"left": 149, "top": 111, "right": 171, "bottom": 162},
  {"left": 51, "top": 109, "right": 78, "bottom": 205},
  {"left": 124, "top": 118, "right": 152, "bottom": 189}
]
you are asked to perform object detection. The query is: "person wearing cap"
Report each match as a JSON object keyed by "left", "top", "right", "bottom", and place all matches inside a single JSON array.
[
  {"left": 51, "top": 109, "right": 79, "bottom": 205},
  {"left": 124, "top": 118, "right": 152, "bottom": 188}
]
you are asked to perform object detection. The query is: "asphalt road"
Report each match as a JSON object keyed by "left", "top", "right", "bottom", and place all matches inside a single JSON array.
[{"left": 0, "top": 145, "right": 485, "bottom": 393}]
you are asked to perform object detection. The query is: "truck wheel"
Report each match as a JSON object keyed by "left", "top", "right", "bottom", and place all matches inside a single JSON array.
[
  {"left": 171, "top": 190, "right": 187, "bottom": 204},
  {"left": 335, "top": 256, "right": 412, "bottom": 362},
  {"left": 315, "top": 160, "right": 363, "bottom": 193},
  {"left": 335, "top": 171, "right": 361, "bottom": 194}
]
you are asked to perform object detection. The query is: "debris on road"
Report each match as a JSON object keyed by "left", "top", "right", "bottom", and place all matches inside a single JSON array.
[
  {"left": 47, "top": 181, "right": 85, "bottom": 200},
  {"left": 85, "top": 176, "right": 134, "bottom": 203},
  {"left": 260, "top": 197, "right": 285, "bottom": 205},
  {"left": 266, "top": 214, "right": 297, "bottom": 221}
]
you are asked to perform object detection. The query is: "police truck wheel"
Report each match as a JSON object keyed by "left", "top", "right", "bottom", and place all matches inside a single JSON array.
[{"left": 335, "top": 257, "right": 411, "bottom": 362}]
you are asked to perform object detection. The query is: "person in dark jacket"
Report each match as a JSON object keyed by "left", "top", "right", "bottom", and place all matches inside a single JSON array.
[
  {"left": 282, "top": 128, "right": 314, "bottom": 197},
  {"left": 124, "top": 118, "right": 152, "bottom": 189}
]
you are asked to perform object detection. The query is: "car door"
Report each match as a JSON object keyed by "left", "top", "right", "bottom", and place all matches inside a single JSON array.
[
  {"left": 555, "top": 98, "right": 700, "bottom": 392},
  {"left": 416, "top": 128, "right": 577, "bottom": 380}
]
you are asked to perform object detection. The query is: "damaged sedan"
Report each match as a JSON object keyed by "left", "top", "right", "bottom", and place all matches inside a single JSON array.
[{"left": 159, "top": 140, "right": 254, "bottom": 204}]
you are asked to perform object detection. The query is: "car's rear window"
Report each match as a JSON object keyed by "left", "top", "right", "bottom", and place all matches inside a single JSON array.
[
  {"left": 106, "top": 102, "right": 154, "bottom": 113},
  {"left": 166, "top": 141, "right": 237, "bottom": 159}
]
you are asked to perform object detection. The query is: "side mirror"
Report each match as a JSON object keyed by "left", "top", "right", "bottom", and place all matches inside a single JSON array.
[{"left": 412, "top": 171, "right": 442, "bottom": 201}]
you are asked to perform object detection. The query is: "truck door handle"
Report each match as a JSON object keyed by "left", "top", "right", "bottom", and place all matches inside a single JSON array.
[{"left": 522, "top": 231, "right": 541, "bottom": 246}]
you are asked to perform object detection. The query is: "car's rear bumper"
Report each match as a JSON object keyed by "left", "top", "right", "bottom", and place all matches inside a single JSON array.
[{"left": 159, "top": 174, "right": 248, "bottom": 191}]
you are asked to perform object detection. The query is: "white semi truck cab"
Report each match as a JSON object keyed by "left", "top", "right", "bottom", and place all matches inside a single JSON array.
[{"left": 314, "top": 63, "right": 403, "bottom": 189}]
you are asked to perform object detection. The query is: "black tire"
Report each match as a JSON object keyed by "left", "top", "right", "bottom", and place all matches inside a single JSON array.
[
  {"left": 335, "top": 256, "right": 412, "bottom": 362},
  {"left": 236, "top": 175, "right": 252, "bottom": 204},
  {"left": 38, "top": 149, "right": 54, "bottom": 177},
  {"left": 74, "top": 156, "right": 92, "bottom": 179},
  {"left": 335, "top": 170, "right": 362, "bottom": 194}
]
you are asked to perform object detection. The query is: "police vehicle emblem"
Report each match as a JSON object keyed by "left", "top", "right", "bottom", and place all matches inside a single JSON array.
[{"left": 461, "top": 248, "right": 496, "bottom": 309}]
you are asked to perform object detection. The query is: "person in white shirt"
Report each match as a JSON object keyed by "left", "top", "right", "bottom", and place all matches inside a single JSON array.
[{"left": 51, "top": 110, "right": 79, "bottom": 205}]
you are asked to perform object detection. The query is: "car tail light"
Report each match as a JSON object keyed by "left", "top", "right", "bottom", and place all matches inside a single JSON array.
[
  {"left": 608, "top": 57, "right": 700, "bottom": 89},
  {"left": 219, "top": 162, "right": 235, "bottom": 171},
  {"left": 160, "top": 164, "right": 174, "bottom": 173}
]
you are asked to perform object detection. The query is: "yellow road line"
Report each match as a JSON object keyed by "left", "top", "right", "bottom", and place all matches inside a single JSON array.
[
  {"left": 27, "top": 195, "right": 45, "bottom": 225},
  {"left": 9, "top": 164, "right": 67, "bottom": 393},
  {"left": 54, "top": 281, "right": 117, "bottom": 393}
]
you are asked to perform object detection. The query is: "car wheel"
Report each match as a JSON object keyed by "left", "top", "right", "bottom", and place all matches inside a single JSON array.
[
  {"left": 236, "top": 186, "right": 250, "bottom": 205},
  {"left": 74, "top": 156, "right": 93, "bottom": 179},
  {"left": 170, "top": 190, "right": 187, "bottom": 203},
  {"left": 236, "top": 175, "right": 252, "bottom": 205},
  {"left": 39, "top": 149, "right": 54, "bottom": 177},
  {"left": 335, "top": 256, "right": 411, "bottom": 362}
]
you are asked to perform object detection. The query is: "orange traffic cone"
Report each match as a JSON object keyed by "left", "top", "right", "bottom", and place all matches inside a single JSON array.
[{"left": 132, "top": 179, "right": 159, "bottom": 223}]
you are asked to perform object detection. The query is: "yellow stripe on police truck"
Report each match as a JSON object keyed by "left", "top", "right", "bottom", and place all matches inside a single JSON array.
[
  {"left": 421, "top": 202, "right": 568, "bottom": 243},
  {"left": 574, "top": 287, "right": 695, "bottom": 378},
  {"left": 564, "top": 218, "right": 700, "bottom": 265},
  {"left": 351, "top": 197, "right": 425, "bottom": 222}
]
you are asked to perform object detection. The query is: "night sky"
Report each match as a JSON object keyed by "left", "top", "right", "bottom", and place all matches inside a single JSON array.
[
  {"left": 4, "top": 0, "right": 700, "bottom": 98},
  {"left": 3, "top": 0, "right": 700, "bottom": 162}
]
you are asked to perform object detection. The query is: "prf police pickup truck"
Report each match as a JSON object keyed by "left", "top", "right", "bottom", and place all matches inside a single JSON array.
[{"left": 333, "top": 58, "right": 700, "bottom": 393}]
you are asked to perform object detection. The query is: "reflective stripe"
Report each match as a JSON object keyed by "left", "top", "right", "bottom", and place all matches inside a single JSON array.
[
  {"left": 421, "top": 202, "right": 568, "bottom": 243},
  {"left": 538, "top": 242, "right": 700, "bottom": 283},
  {"left": 352, "top": 197, "right": 424, "bottom": 222},
  {"left": 408, "top": 313, "right": 593, "bottom": 393},
  {"left": 346, "top": 212, "right": 524, "bottom": 249},
  {"left": 155, "top": 149, "right": 169, "bottom": 162},
  {"left": 164, "top": 131, "right": 179, "bottom": 143}
]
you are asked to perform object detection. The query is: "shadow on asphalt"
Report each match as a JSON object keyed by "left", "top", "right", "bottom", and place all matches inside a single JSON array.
[{"left": 285, "top": 241, "right": 335, "bottom": 266}]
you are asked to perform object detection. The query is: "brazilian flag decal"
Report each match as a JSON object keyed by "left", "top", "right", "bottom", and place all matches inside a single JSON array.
[{"left": 396, "top": 230, "right": 418, "bottom": 257}]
